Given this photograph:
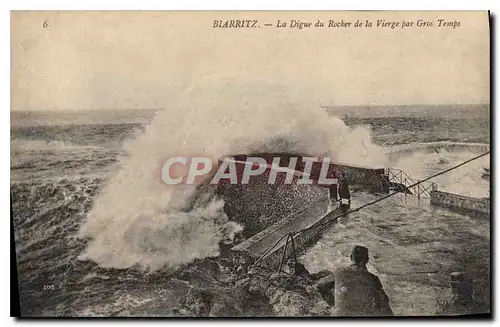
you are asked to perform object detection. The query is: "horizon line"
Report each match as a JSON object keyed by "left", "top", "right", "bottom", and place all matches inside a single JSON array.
[{"left": 11, "top": 103, "right": 491, "bottom": 113}]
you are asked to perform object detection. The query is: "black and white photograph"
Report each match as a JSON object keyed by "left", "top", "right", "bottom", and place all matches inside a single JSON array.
[{"left": 10, "top": 10, "right": 491, "bottom": 317}]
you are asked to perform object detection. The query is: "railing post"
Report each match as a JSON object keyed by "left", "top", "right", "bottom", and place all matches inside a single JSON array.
[
  {"left": 290, "top": 233, "right": 298, "bottom": 266},
  {"left": 278, "top": 235, "right": 290, "bottom": 274},
  {"left": 400, "top": 171, "right": 404, "bottom": 201}
]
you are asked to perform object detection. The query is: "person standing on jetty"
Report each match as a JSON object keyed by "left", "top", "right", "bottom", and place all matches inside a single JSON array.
[
  {"left": 338, "top": 172, "right": 351, "bottom": 208},
  {"left": 317, "top": 245, "right": 393, "bottom": 316},
  {"left": 328, "top": 183, "right": 338, "bottom": 209}
]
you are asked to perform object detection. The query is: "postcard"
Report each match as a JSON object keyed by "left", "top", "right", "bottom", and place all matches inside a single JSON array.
[{"left": 11, "top": 10, "right": 490, "bottom": 317}]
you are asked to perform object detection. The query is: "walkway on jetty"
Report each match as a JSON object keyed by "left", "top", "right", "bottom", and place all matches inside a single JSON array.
[
  {"left": 231, "top": 151, "right": 490, "bottom": 270},
  {"left": 231, "top": 196, "right": 333, "bottom": 260}
]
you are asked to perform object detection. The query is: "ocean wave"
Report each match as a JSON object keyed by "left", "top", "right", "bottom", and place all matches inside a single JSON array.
[
  {"left": 78, "top": 81, "right": 388, "bottom": 271},
  {"left": 385, "top": 141, "right": 490, "bottom": 155},
  {"left": 11, "top": 139, "right": 103, "bottom": 153}
]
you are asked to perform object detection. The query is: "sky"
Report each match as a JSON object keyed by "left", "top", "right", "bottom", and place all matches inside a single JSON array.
[{"left": 11, "top": 11, "right": 490, "bottom": 111}]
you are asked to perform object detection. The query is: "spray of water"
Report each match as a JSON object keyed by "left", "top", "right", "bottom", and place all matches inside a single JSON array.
[
  {"left": 393, "top": 149, "right": 490, "bottom": 198},
  {"left": 78, "top": 81, "right": 388, "bottom": 270}
]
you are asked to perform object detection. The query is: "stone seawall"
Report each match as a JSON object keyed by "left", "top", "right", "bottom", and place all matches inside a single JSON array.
[
  {"left": 255, "top": 206, "right": 344, "bottom": 269},
  {"left": 231, "top": 196, "right": 330, "bottom": 262},
  {"left": 339, "top": 164, "right": 386, "bottom": 191},
  {"left": 430, "top": 190, "right": 490, "bottom": 218}
]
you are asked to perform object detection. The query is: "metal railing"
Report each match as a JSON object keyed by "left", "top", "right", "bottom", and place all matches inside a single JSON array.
[
  {"left": 251, "top": 151, "right": 489, "bottom": 274},
  {"left": 383, "top": 168, "right": 437, "bottom": 200}
]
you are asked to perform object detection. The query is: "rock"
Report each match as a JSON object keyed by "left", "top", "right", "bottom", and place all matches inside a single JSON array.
[
  {"left": 203, "top": 260, "right": 222, "bottom": 278},
  {"left": 218, "top": 240, "right": 234, "bottom": 257},
  {"left": 183, "top": 288, "right": 212, "bottom": 317},
  {"left": 268, "top": 290, "right": 312, "bottom": 316},
  {"left": 209, "top": 292, "right": 244, "bottom": 317},
  {"left": 165, "top": 251, "right": 336, "bottom": 317},
  {"left": 247, "top": 274, "right": 270, "bottom": 295},
  {"left": 265, "top": 271, "right": 333, "bottom": 316},
  {"left": 234, "top": 277, "right": 251, "bottom": 290},
  {"left": 310, "top": 270, "right": 333, "bottom": 281}
]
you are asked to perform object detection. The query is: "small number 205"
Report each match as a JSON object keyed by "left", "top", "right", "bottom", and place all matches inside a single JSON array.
[{"left": 43, "top": 284, "right": 55, "bottom": 291}]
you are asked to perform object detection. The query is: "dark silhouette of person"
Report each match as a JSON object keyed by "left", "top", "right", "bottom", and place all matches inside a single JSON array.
[
  {"left": 317, "top": 245, "right": 393, "bottom": 316},
  {"left": 338, "top": 172, "right": 351, "bottom": 207},
  {"left": 329, "top": 184, "right": 338, "bottom": 205}
]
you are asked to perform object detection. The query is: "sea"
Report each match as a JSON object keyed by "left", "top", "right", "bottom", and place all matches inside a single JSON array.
[{"left": 11, "top": 104, "right": 491, "bottom": 317}]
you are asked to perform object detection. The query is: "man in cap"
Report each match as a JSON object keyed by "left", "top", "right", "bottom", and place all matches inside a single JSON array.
[{"left": 317, "top": 245, "right": 393, "bottom": 316}]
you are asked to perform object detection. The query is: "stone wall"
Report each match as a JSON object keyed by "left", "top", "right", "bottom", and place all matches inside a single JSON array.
[
  {"left": 430, "top": 190, "right": 490, "bottom": 218},
  {"left": 231, "top": 195, "right": 330, "bottom": 261},
  {"left": 257, "top": 206, "right": 344, "bottom": 269},
  {"left": 339, "top": 165, "right": 386, "bottom": 190},
  {"left": 213, "top": 154, "right": 386, "bottom": 238},
  {"left": 219, "top": 180, "right": 328, "bottom": 238}
]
